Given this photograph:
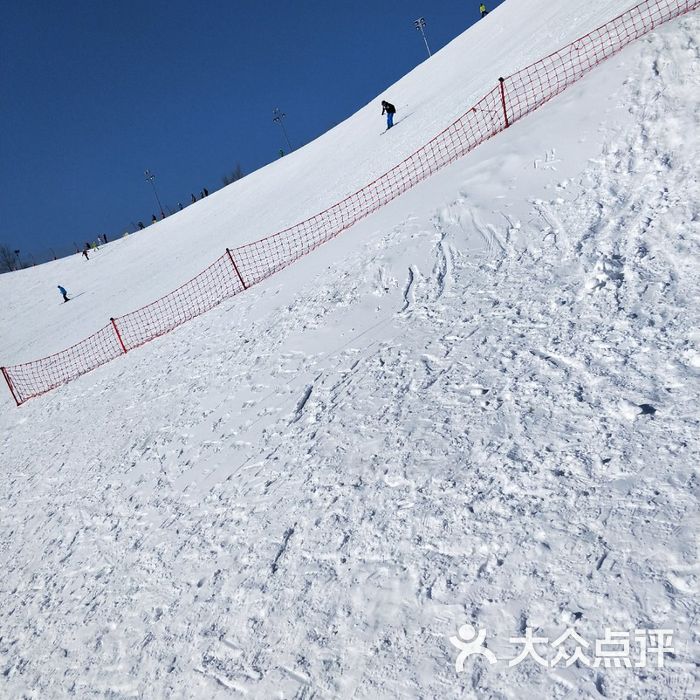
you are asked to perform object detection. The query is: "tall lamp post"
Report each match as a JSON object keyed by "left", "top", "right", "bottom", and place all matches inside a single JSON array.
[
  {"left": 273, "top": 108, "right": 293, "bottom": 153},
  {"left": 144, "top": 169, "right": 165, "bottom": 219},
  {"left": 414, "top": 17, "right": 432, "bottom": 58}
]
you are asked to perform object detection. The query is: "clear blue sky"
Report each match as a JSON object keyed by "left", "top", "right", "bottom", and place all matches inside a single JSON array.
[{"left": 0, "top": 0, "right": 504, "bottom": 262}]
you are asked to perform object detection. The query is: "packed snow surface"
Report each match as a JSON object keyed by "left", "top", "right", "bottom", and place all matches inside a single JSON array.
[{"left": 1, "top": 1, "right": 699, "bottom": 698}]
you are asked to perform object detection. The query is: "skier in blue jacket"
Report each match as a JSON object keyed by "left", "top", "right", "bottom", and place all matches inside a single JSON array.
[{"left": 57, "top": 285, "right": 69, "bottom": 303}]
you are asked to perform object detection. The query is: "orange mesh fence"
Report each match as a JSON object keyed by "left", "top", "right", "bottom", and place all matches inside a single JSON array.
[
  {"left": 113, "top": 253, "right": 246, "bottom": 351},
  {"left": 232, "top": 87, "right": 505, "bottom": 287},
  {"left": 502, "top": 0, "right": 695, "bottom": 124},
  {"left": 3, "top": 0, "right": 696, "bottom": 405},
  {"left": 2, "top": 325, "right": 124, "bottom": 404}
]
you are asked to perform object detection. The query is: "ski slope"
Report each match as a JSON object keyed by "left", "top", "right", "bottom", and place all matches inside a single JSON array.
[
  {"left": 1, "top": 1, "right": 699, "bottom": 698},
  {"left": 0, "top": 0, "right": 647, "bottom": 367}
]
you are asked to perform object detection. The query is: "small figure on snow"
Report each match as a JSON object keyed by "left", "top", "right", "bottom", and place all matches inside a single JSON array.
[
  {"left": 203, "top": 187, "right": 209, "bottom": 197},
  {"left": 57, "top": 285, "right": 69, "bottom": 303},
  {"left": 480, "top": 3, "right": 489, "bottom": 17},
  {"left": 151, "top": 214, "right": 157, "bottom": 224},
  {"left": 191, "top": 193, "right": 197, "bottom": 203},
  {"left": 138, "top": 221, "right": 145, "bottom": 230},
  {"left": 82, "top": 248, "right": 90, "bottom": 261},
  {"left": 381, "top": 100, "right": 396, "bottom": 130}
]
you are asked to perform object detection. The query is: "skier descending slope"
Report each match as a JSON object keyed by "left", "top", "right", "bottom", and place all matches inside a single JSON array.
[
  {"left": 57, "top": 285, "right": 69, "bottom": 303},
  {"left": 381, "top": 100, "right": 396, "bottom": 130}
]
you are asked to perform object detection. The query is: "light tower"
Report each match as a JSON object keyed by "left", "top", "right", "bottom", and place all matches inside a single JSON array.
[
  {"left": 144, "top": 169, "right": 165, "bottom": 219},
  {"left": 414, "top": 17, "right": 432, "bottom": 58},
  {"left": 273, "top": 108, "right": 293, "bottom": 152}
]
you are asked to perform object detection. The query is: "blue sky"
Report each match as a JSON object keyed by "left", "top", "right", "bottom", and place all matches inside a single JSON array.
[{"left": 0, "top": 0, "right": 504, "bottom": 262}]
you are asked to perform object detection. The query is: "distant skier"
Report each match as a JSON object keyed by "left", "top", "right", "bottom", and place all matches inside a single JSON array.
[
  {"left": 103, "top": 233, "right": 109, "bottom": 243},
  {"left": 480, "top": 3, "right": 489, "bottom": 17},
  {"left": 191, "top": 193, "right": 197, "bottom": 203},
  {"left": 138, "top": 221, "right": 145, "bottom": 230},
  {"left": 57, "top": 285, "right": 69, "bottom": 303},
  {"left": 381, "top": 100, "right": 396, "bottom": 130},
  {"left": 178, "top": 202, "right": 183, "bottom": 210},
  {"left": 203, "top": 187, "right": 209, "bottom": 197},
  {"left": 152, "top": 214, "right": 157, "bottom": 224},
  {"left": 82, "top": 248, "right": 89, "bottom": 261}
]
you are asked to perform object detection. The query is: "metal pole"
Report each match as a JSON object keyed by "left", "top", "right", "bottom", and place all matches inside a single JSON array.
[
  {"left": 226, "top": 248, "right": 248, "bottom": 290},
  {"left": 279, "top": 120, "right": 292, "bottom": 152},
  {"left": 414, "top": 18, "right": 432, "bottom": 57},
  {"left": 498, "top": 77, "right": 510, "bottom": 128},
  {"left": 1, "top": 366, "right": 21, "bottom": 406},
  {"left": 273, "top": 108, "right": 293, "bottom": 152},
  {"left": 145, "top": 169, "right": 166, "bottom": 219},
  {"left": 110, "top": 317, "right": 128, "bottom": 354}
]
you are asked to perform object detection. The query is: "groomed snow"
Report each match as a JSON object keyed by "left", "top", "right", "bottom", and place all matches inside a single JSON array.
[{"left": 1, "top": 3, "right": 698, "bottom": 698}]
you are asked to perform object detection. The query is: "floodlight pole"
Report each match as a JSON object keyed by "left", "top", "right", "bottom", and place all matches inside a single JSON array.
[
  {"left": 414, "top": 18, "right": 431, "bottom": 58},
  {"left": 273, "top": 108, "right": 292, "bottom": 152},
  {"left": 144, "top": 169, "right": 165, "bottom": 219}
]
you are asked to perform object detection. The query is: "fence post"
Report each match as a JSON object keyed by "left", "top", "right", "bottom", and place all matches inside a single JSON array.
[
  {"left": 1, "top": 366, "right": 21, "bottom": 406},
  {"left": 110, "top": 317, "right": 128, "bottom": 354},
  {"left": 226, "top": 248, "right": 248, "bottom": 290},
  {"left": 498, "top": 77, "right": 510, "bottom": 128}
]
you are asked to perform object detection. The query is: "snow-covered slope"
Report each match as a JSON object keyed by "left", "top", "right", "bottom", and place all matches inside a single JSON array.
[
  {"left": 1, "top": 2, "right": 698, "bottom": 698},
  {"left": 1, "top": 0, "right": 645, "bottom": 366}
]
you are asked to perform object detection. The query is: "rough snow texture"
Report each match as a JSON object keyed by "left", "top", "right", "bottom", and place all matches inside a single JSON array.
[{"left": 1, "top": 8, "right": 699, "bottom": 700}]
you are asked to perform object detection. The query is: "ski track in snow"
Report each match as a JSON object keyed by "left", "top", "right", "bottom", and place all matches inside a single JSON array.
[{"left": 1, "top": 14, "right": 699, "bottom": 700}]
